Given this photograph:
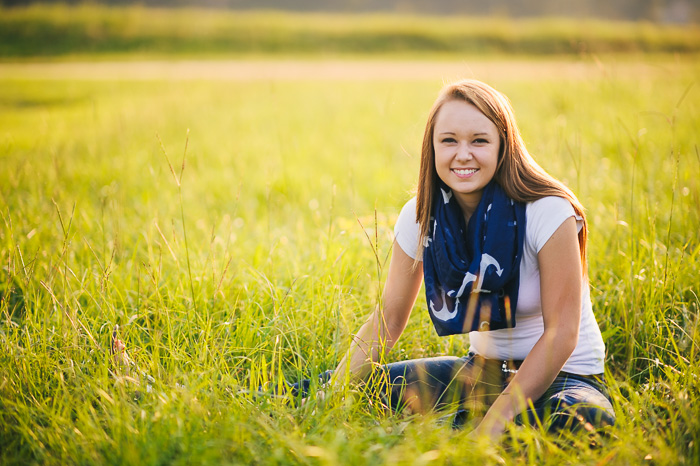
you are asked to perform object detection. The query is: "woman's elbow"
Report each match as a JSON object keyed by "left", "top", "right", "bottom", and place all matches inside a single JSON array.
[
  {"left": 384, "top": 317, "right": 408, "bottom": 343},
  {"left": 544, "top": 317, "right": 579, "bottom": 357},
  {"left": 564, "top": 331, "right": 579, "bottom": 357},
  {"left": 558, "top": 321, "right": 580, "bottom": 356}
]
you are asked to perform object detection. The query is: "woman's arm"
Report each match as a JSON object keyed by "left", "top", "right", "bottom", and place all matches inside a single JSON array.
[
  {"left": 332, "top": 243, "right": 424, "bottom": 383},
  {"left": 474, "top": 216, "right": 583, "bottom": 438}
]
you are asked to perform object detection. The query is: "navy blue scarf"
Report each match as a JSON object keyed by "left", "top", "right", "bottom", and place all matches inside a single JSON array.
[{"left": 423, "top": 181, "right": 526, "bottom": 336}]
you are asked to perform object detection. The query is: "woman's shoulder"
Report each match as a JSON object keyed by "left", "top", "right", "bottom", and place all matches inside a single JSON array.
[
  {"left": 398, "top": 196, "right": 417, "bottom": 213},
  {"left": 394, "top": 196, "right": 420, "bottom": 260},
  {"left": 525, "top": 196, "right": 582, "bottom": 252},
  {"left": 526, "top": 195, "right": 576, "bottom": 214}
]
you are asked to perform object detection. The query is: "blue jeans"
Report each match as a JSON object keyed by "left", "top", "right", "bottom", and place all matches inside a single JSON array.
[{"left": 379, "top": 353, "right": 616, "bottom": 432}]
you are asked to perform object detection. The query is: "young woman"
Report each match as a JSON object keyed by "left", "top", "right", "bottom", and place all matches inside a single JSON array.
[{"left": 330, "top": 79, "right": 615, "bottom": 439}]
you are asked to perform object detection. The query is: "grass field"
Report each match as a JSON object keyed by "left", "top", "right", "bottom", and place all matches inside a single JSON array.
[{"left": 1, "top": 8, "right": 700, "bottom": 465}]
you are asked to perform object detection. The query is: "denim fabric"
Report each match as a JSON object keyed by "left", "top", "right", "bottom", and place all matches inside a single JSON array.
[
  {"left": 288, "top": 354, "right": 615, "bottom": 433},
  {"left": 287, "top": 370, "right": 333, "bottom": 399},
  {"left": 514, "top": 373, "right": 616, "bottom": 432},
  {"left": 380, "top": 353, "right": 615, "bottom": 433}
]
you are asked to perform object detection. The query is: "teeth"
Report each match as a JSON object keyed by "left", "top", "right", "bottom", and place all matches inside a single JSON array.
[{"left": 453, "top": 168, "right": 478, "bottom": 175}]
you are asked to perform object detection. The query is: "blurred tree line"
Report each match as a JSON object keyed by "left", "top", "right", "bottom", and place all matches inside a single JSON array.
[{"left": 1, "top": 0, "right": 697, "bottom": 23}]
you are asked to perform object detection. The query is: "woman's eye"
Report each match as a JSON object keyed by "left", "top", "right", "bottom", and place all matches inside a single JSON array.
[
  {"left": 473, "top": 138, "right": 488, "bottom": 144},
  {"left": 442, "top": 138, "right": 456, "bottom": 144}
]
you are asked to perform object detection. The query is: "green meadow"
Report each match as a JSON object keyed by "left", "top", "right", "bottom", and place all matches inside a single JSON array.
[{"left": 1, "top": 6, "right": 700, "bottom": 466}]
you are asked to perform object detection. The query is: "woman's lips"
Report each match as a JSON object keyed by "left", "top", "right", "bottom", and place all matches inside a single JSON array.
[{"left": 451, "top": 168, "right": 478, "bottom": 178}]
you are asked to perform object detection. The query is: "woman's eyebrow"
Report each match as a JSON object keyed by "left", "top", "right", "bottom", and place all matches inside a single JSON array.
[{"left": 437, "top": 131, "right": 491, "bottom": 137}]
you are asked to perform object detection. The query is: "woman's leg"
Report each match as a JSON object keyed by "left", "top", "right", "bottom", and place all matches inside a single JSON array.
[
  {"left": 515, "top": 374, "right": 616, "bottom": 433},
  {"left": 378, "top": 354, "right": 504, "bottom": 414}
]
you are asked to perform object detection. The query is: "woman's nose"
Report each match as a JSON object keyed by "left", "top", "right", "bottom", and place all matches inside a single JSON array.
[{"left": 455, "top": 143, "right": 472, "bottom": 161}]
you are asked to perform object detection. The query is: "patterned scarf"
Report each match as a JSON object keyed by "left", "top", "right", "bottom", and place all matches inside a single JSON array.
[{"left": 423, "top": 181, "right": 526, "bottom": 336}]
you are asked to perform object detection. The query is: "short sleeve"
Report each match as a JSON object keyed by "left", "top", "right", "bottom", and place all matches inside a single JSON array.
[
  {"left": 526, "top": 196, "right": 583, "bottom": 253},
  {"left": 393, "top": 197, "right": 421, "bottom": 260}
]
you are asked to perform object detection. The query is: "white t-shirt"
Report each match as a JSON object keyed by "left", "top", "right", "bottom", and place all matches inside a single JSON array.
[{"left": 394, "top": 195, "right": 606, "bottom": 375}]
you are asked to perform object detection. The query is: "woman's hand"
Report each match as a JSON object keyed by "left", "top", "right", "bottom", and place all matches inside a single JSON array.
[
  {"left": 467, "top": 417, "right": 505, "bottom": 442},
  {"left": 301, "top": 390, "right": 326, "bottom": 407}
]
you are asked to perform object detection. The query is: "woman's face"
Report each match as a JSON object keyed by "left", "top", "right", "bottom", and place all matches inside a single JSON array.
[{"left": 433, "top": 99, "right": 500, "bottom": 214}]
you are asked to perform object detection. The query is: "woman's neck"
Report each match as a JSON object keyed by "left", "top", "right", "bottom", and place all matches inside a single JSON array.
[{"left": 454, "top": 193, "right": 482, "bottom": 225}]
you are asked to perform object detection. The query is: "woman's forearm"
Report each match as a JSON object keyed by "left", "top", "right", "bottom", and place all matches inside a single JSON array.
[
  {"left": 332, "top": 305, "right": 404, "bottom": 383},
  {"left": 477, "top": 324, "right": 578, "bottom": 436}
]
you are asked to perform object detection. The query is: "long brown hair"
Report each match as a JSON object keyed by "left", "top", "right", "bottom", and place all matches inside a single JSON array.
[{"left": 415, "top": 79, "right": 588, "bottom": 269}]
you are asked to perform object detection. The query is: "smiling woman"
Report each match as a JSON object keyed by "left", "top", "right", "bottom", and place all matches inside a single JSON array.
[{"left": 328, "top": 79, "right": 615, "bottom": 439}]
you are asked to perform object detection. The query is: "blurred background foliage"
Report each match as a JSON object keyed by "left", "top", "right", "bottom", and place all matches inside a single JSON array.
[
  {"left": 1, "top": 2, "right": 699, "bottom": 58},
  {"left": 1, "top": 0, "right": 699, "bottom": 23}
]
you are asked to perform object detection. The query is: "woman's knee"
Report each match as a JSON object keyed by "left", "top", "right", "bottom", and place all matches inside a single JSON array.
[
  {"left": 517, "top": 379, "right": 616, "bottom": 432},
  {"left": 382, "top": 356, "right": 475, "bottom": 411}
]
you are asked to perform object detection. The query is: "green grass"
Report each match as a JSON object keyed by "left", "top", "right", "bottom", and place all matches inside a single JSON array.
[
  {"left": 1, "top": 4, "right": 700, "bottom": 59},
  {"left": 1, "top": 55, "right": 699, "bottom": 464}
]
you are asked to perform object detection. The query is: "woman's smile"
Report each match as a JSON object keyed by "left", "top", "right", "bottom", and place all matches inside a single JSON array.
[{"left": 451, "top": 167, "right": 479, "bottom": 178}]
